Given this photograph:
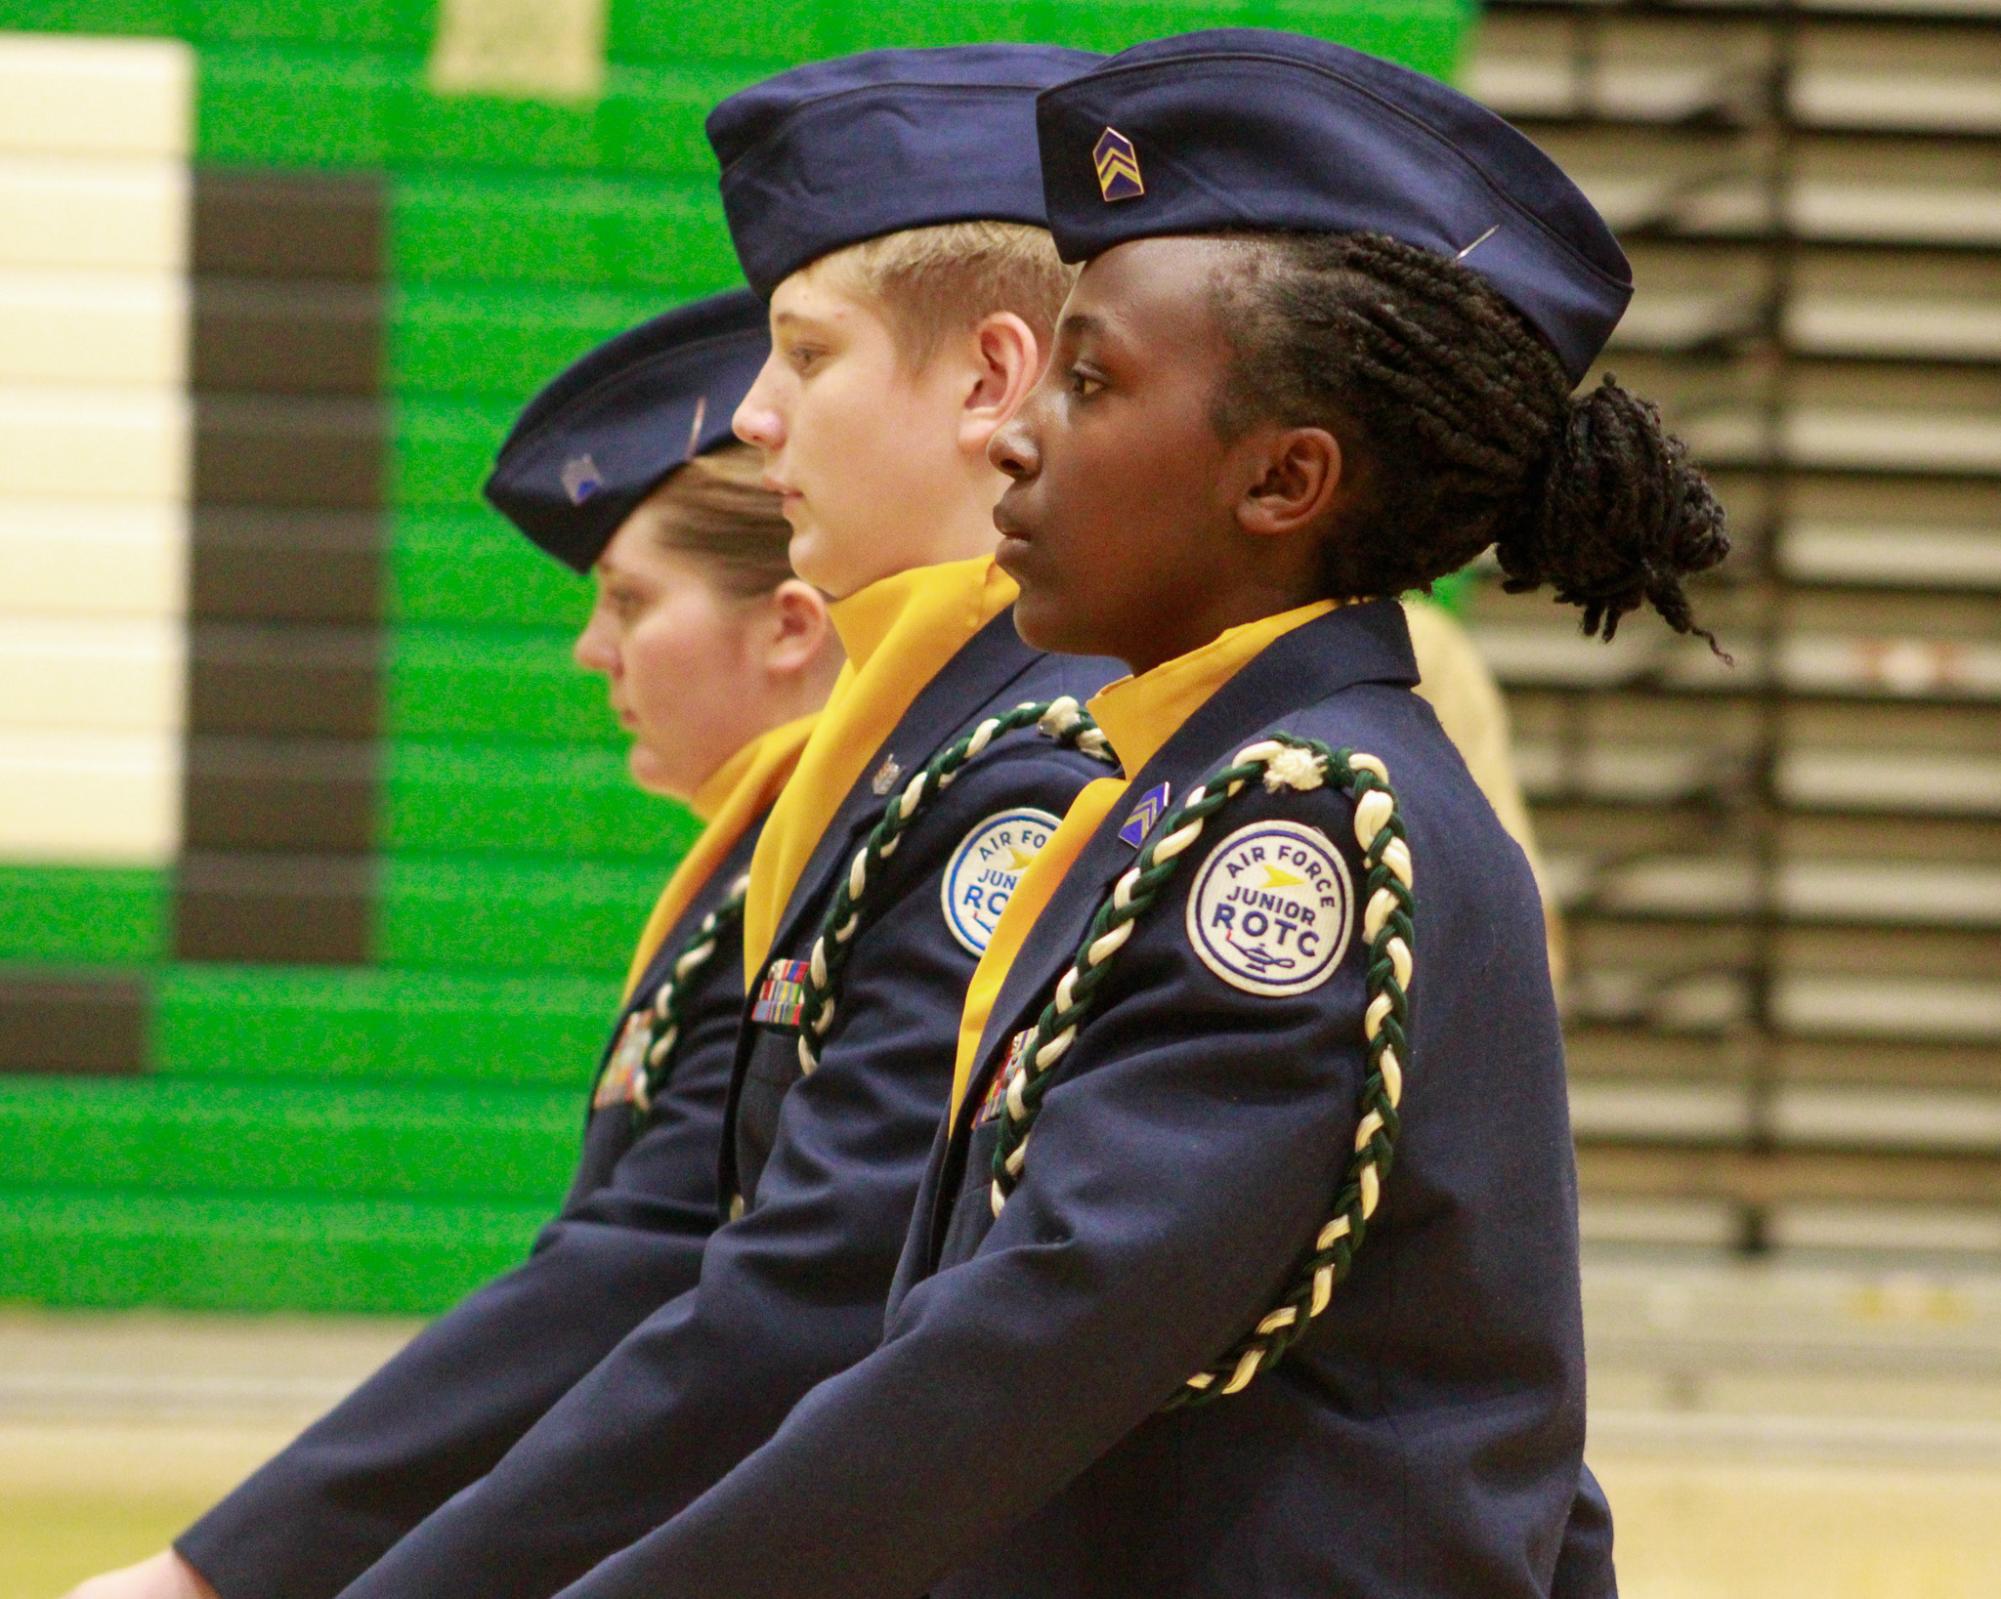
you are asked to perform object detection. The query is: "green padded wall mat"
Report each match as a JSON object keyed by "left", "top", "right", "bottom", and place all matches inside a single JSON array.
[
  {"left": 0, "top": 1191, "right": 551, "bottom": 1313},
  {"left": 0, "top": 0, "right": 1473, "bottom": 1313},
  {"left": 153, "top": 966, "right": 617, "bottom": 1087}
]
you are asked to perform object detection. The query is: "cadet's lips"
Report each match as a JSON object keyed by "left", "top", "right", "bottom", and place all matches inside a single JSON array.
[{"left": 992, "top": 490, "right": 1034, "bottom": 541}]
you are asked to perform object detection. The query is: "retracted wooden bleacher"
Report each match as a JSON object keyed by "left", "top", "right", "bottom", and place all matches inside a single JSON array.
[{"left": 1470, "top": 0, "right": 2001, "bottom": 1260}]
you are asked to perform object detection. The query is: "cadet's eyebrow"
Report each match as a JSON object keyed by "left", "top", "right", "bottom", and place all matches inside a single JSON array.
[{"left": 1058, "top": 310, "right": 1106, "bottom": 340}]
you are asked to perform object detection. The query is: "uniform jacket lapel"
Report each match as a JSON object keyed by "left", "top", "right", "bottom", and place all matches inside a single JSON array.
[
  {"left": 755, "top": 609, "right": 1054, "bottom": 975},
  {"left": 721, "top": 610, "right": 1078, "bottom": 1209},
  {"left": 914, "top": 602, "right": 1420, "bottom": 1271},
  {"left": 625, "top": 824, "right": 764, "bottom": 1010}
]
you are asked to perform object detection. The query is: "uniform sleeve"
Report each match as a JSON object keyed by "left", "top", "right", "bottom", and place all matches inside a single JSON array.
[
  {"left": 174, "top": 968, "right": 743, "bottom": 1599},
  {"left": 547, "top": 784, "right": 1377, "bottom": 1599},
  {"left": 1551, "top": 1462, "right": 1618, "bottom": 1598},
  {"left": 329, "top": 748, "right": 1104, "bottom": 1599}
]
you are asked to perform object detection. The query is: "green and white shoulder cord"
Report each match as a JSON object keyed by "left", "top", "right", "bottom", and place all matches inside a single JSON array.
[
  {"left": 794, "top": 697, "right": 1115, "bottom": 1075},
  {"left": 604, "top": 871, "right": 752, "bottom": 1125},
  {"left": 987, "top": 735, "right": 1415, "bottom": 1408}
]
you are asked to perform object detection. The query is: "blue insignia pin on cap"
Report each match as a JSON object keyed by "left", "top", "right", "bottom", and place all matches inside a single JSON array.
[
  {"left": 484, "top": 289, "right": 770, "bottom": 574},
  {"left": 706, "top": 44, "right": 1104, "bottom": 300},
  {"left": 1035, "top": 30, "right": 1634, "bottom": 384}
]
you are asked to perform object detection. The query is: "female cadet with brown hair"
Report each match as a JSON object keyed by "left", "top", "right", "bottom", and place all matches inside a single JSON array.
[
  {"left": 68, "top": 292, "right": 842, "bottom": 1599},
  {"left": 538, "top": 33, "right": 1726, "bottom": 1599}
]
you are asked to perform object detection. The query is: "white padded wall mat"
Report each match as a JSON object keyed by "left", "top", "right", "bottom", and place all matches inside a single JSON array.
[
  {"left": 0, "top": 729, "right": 180, "bottom": 864},
  {"left": 0, "top": 505, "right": 190, "bottom": 618},
  {"left": 0, "top": 618, "right": 188, "bottom": 733},
  {"left": 0, "top": 31, "right": 193, "bottom": 867},
  {"left": 0, "top": 275, "right": 190, "bottom": 388},
  {"left": 0, "top": 33, "right": 192, "bottom": 159}
]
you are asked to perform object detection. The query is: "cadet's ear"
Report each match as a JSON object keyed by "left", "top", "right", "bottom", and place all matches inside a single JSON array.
[
  {"left": 1236, "top": 425, "right": 1343, "bottom": 541},
  {"left": 957, "top": 311, "right": 1041, "bottom": 456},
  {"left": 763, "top": 578, "right": 836, "bottom": 679}
]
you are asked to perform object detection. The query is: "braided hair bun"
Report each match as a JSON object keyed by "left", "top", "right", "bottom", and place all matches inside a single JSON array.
[
  {"left": 1495, "top": 374, "right": 1729, "bottom": 647},
  {"left": 1208, "top": 231, "right": 1729, "bottom": 652}
]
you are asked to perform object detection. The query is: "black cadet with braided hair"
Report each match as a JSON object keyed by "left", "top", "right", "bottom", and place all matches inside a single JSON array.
[{"left": 1207, "top": 231, "right": 1730, "bottom": 651}]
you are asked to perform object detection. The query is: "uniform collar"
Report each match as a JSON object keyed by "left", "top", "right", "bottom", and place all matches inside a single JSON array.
[
  {"left": 621, "top": 713, "right": 819, "bottom": 1002},
  {"left": 827, "top": 555, "right": 1015, "bottom": 674},
  {"left": 1089, "top": 600, "right": 1340, "bottom": 777},
  {"left": 958, "top": 598, "right": 1415, "bottom": 1101},
  {"left": 741, "top": 556, "right": 1019, "bottom": 985}
]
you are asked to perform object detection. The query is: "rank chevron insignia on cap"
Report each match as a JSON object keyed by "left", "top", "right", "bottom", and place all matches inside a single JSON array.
[
  {"left": 1092, "top": 126, "right": 1144, "bottom": 203},
  {"left": 1118, "top": 781, "right": 1171, "bottom": 848}
]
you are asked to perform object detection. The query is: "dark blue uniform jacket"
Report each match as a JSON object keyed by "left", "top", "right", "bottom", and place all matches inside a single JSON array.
[
  {"left": 547, "top": 602, "right": 1614, "bottom": 1599},
  {"left": 331, "top": 611, "right": 1118, "bottom": 1599},
  {"left": 175, "top": 822, "right": 765, "bottom": 1599}
]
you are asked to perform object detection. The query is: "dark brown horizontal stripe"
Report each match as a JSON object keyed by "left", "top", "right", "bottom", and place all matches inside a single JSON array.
[
  {"left": 193, "top": 278, "right": 386, "bottom": 397},
  {"left": 0, "top": 973, "right": 149, "bottom": 1076},
  {"left": 193, "top": 394, "right": 389, "bottom": 509},
  {"left": 183, "top": 737, "right": 378, "bottom": 853},
  {"left": 173, "top": 852, "right": 374, "bottom": 966},
  {"left": 188, "top": 508, "right": 385, "bottom": 625},
  {"left": 188, "top": 624, "right": 382, "bottom": 738},
  {"left": 175, "top": 169, "right": 390, "bottom": 973},
  {"left": 192, "top": 170, "right": 387, "bottom": 283}
]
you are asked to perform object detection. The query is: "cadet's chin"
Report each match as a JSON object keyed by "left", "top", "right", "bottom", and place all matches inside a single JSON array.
[
  {"left": 785, "top": 522, "right": 830, "bottom": 590},
  {"left": 1008, "top": 576, "right": 1095, "bottom": 659},
  {"left": 626, "top": 740, "right": 689, "bottom": 802},
  {"left": 787, "top": 520, "right": 874, "bottom": 601}
]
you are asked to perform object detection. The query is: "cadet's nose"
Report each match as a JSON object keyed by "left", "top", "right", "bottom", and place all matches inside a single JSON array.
[
  {"left": 573, "top": 604, "right": 618, "bottom": 676},
  {"left": 733, "top": 361, "right": 786, "bottom": 451},
  {"left": 989, "top": 414, "right": 1039, "bottom": 481}
]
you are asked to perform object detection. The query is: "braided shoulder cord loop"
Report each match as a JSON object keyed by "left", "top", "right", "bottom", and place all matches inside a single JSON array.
[
  {"left": 793, "top": 697, "right": 1115, "bottom": 1075},
  {"left": 984, "top": 735, "right": 1415, "bottom": 1409},
  {"left": 618, "top": 873, "right": 751, "bottom": 1125}
]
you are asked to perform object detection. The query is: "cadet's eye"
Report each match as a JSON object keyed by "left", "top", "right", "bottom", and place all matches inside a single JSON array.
[
  {"left": 606, "top": 584, "right": 646, "bottom": 619},
  {"left": 787, "top": 344, "right": 825, "bottom": 376},
  {"left": 1065, "top": 365, "right": 1106, "bottom": 399}
]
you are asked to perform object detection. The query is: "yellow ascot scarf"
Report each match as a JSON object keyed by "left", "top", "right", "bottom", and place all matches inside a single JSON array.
[
  {"left": 741, "top": 555, "right": 1019, "bottom": 987},
  {"left": 946, "top": 600, "right": 1339, "bottom": 1125},
  {"left": 620, "top": 713, "right": 820, "bottom": 1003}
]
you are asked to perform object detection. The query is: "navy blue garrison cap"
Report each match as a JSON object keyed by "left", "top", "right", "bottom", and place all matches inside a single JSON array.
[
  {"left": 707, "top": 44, "right": 1103, "bottom": 299},
  {"left": 1036, "top": 30, "right": 1633, "bottom": 384},
  {"left": 484, "top": 289, "right": 769, "bottom": 574}
]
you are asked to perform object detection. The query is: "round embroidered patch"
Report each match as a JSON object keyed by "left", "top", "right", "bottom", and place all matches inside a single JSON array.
[
  {"left": 940, "top": 807, "right": 1061, "bottom": 956},
  {"left": 1184, "top": 819, "right": 1355, "bottom": 997}
]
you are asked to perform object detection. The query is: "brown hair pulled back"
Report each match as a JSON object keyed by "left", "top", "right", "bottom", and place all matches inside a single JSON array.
[
  {"left": 1208, "top": 231, "right": 1730, "bottom": 649},
  {"left": 634, "top": 441, "right": 794, "bottom": 598}
]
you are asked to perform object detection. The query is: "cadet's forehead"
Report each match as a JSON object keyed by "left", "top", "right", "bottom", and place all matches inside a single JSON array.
[{"left": 1065, "top": 238, "right": 1240, "bottom": 348}]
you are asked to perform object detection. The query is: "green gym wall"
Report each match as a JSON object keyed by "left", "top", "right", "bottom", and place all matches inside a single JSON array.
[{"left": 0, "top": 0, "right": 1471, "bottom": 1314}]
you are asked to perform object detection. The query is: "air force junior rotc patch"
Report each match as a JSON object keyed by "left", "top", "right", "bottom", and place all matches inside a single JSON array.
[
  {"left": 940, "top": 808, "right": 1060, "bottom": 956},
  {"left": 1186, "top": 819, "right": 1354, "bottom": 997}
]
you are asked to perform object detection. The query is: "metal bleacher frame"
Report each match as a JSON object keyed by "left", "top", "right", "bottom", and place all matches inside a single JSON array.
[{"left": 1468, "top": 0, "right": 2001, "bottom": 1262}]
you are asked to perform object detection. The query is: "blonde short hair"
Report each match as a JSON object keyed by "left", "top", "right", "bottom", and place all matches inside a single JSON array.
[{"left": 819, "top": 220, "right": 1077, "bottom": 368}]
